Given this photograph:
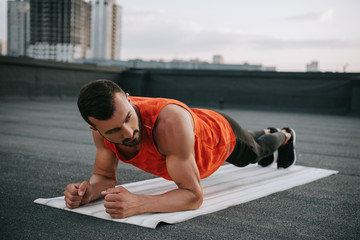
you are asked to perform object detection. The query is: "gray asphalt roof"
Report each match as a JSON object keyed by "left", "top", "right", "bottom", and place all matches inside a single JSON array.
[{"left": 1, "top": 101, "right": 359, "bottom": 239}]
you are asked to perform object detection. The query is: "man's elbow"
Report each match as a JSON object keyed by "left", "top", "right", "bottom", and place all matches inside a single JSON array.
[{"left": 188, "top": 191, "right": 203, "bottom": 210}]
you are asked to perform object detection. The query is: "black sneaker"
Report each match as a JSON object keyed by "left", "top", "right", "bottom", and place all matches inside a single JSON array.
[
  {"left": 258, "top": 127, "right": 281, "bottom": 167},
  {"left": 277, "top": 127, "right": 296, "bottom": 169}
]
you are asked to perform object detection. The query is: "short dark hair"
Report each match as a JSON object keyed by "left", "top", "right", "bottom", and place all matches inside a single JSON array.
[{"left": 77, "top": 79, "right": 125, "bottom": 126}]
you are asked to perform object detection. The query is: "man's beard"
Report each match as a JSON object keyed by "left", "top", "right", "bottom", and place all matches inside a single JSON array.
[
  {"left": 121, "top": 130, "right": 141, "bottom": 147},
  {"left": 99, "top": 129, "right": 141, "bottom": 146}
]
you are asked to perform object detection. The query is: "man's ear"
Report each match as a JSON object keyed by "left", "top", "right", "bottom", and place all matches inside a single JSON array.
[
  {"left": 126, "top": 93, "right": 131, "bottom": 103},
  {"left": 88, "top": 125, "right": 97, "bottom": 131}
]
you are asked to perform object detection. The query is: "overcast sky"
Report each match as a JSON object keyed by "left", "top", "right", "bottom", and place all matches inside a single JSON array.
[{"left": 1, "top": 0, "right": 359, "bottom": 72}]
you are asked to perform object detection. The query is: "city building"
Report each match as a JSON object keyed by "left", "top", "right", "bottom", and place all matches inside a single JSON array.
[
  {"left": 213, "top": 55, "right": 224, "bottom": 64},
  {"left": 7, "top": 0, "right": 30, "bottom": 56},
  {"left": 75, "top": 58, "right": 277, "bottom": 71},
  {"left": 0, "top": 40, "right": 7, "bottom": 55},
  {"left": 27, "top": 0, "right": 91, "bottom": 62},
  {"left": 306, "top": 61, "right": 319, "bottom": 72},
  {"left": 90, "top": 0, "right": 122, "bottom": 60}
]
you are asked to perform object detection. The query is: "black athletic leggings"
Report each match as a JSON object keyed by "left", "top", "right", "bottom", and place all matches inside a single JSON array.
[{"left": 217, "top": 112, "right": 286, "bottom": 167}]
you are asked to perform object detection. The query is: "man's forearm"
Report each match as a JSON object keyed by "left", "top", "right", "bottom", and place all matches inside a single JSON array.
[
  {"left": 89, "top": 174, "right": 117, "bottom": 201},
  {"left": 103, "top": 186, "right": 203, "bottom": 219},
  {"left": 137, "top": 188, "right": 203, "bottom": 214}
]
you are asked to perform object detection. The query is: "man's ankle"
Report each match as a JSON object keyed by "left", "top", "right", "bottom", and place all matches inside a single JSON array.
[{"left": 281, "top": 130, "right": 291, "bottom": 145}]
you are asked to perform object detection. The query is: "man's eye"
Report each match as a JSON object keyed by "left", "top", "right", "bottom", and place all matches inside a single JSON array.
[
  {"left": 125, "top": 115, "right": 131, "bottom": 122},
  {"left": 107, "top": 128, "right": 121, "bottom": 134}
]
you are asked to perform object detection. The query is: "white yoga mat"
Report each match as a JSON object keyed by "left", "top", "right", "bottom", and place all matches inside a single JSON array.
[{"left": 34, "top": 164, "right": 338, "bottom": 229}]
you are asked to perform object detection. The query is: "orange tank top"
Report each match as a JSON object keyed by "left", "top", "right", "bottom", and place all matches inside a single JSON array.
[{"left": 103, "top": 97, "right": 236, "bottom": 180}]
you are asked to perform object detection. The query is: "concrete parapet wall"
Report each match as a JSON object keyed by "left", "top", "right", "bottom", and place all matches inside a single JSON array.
[
  {"left": 120, "top": 69, "right": 360, "bottom": 114},
  {"left": 0, "top": 56, "right": 126, "bottom": 99},
  {"left": 1, "top": 56, "right": 359, "bottom": 114}
]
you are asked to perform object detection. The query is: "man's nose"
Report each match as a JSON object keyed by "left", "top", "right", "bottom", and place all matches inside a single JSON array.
[{"left": 122, "top": 124, "right": 133, "bottom": 138}]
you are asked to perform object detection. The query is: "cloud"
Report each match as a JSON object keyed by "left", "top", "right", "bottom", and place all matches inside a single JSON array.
[
  {"left": 126, "top": 8, "right": 165, "bottom": 19},
  {"left": 319, "top": 9, "right": 334, "bottom": 21},
  {"left": 252, "top": 36, "right": 359, "bottom": 50},
  {"left": 285, "top": 8, "right": 334, "bottom": 22},
  {"left": 123, "top": 16, "right": 356, "bottom": 54},
  {"left": 121, "top": 6, "right": 358, "bottom": 61},
  {"left": 123, "top": 22, "right": 244, "bottom": 56}
]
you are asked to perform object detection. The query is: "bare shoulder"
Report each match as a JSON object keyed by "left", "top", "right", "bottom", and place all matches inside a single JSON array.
[
  {"left": 154, "top": 104, "right": 194, "bottom": 156},
  {"left": 158, "top": 104, "right": 193, "bottom": 124},
  {"left": 156, "top": 104, "right": 194, "bottom": 135}
]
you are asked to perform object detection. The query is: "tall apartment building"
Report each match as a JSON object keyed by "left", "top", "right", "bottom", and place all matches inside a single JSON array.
[
  {"left": 306, "top": 61, "right": 319, "bottom": 72},
  {"left": 0, "top": 40, "right": 8, "bottom": 55},
  {"left": 27, "top": 0, "right": 91, "bottom": 62},
  {"left": 7, "top": 0, "right": 30, "bottom": 56},
  {"left": 91, "top": 0, "right": 122, "bottom": 60}
]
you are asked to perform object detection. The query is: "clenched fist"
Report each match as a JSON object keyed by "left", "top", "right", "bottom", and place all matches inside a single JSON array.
[
  {"left": 64, "top": 181, "right": 92, "bottom": 209},
  {"left": 102, "top": 186, "right": 141, "bottom": 219}
]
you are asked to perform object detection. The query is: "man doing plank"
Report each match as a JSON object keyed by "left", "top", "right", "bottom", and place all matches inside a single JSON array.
[{"left": 64, "top": 79, "right": 296, "bottom": 218}]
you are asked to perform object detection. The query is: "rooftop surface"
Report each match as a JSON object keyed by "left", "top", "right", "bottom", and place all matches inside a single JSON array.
[{"left": 1, "top": 100, "right": 359, "bottom": 239}]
